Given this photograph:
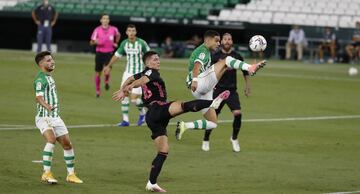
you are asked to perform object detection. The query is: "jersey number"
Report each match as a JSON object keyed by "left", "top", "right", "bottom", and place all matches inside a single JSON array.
[{"left": 142, "top": 82, "right": 164, "bottom": 100}]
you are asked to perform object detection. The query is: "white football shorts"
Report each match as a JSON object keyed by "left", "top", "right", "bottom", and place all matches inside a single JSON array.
[
  {"left": 35, "top": 116, "right": 68, "bottom": 137},
  {"left": 121, "top": 71, "right": 142, "bottom": 95}
]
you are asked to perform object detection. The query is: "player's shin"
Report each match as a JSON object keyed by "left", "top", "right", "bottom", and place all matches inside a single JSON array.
[
  {"left": 121, "top": 97, "right": 130, "bottom": 122},
  {"left": 181, "top": 100, "right": 212, "bottom": 112},
  {"left": 64, "top": 149, "right": 75, "bottom": 174},
  {"left": 225, "top": 56, "right": 252, "bottom": 71},
  {"left": 135, "top": 98, "right": 146, "bottom": 115},
  {"left": 232, "top": 114, "right": 242, "bottom": 140},
  {"left": 149, "top": 152, "right": 168, "bottom": 184},
  {"left": 43, "top": 143, "right": 55, "bottom": 172},
  {"left": 184, "top": 119, "right": 217, "bottom": 130}
]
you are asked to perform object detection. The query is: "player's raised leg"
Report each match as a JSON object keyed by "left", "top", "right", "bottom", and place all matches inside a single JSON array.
[{"left": 175, "top": 90, "right": 230, "bottom": 140}]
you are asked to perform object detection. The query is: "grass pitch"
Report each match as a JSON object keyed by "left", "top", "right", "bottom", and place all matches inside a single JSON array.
[{"left": 0, "top": 49, "right": 359, "bottom": 194}]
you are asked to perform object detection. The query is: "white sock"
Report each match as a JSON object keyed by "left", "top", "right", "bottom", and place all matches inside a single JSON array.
[
  {"left": 184, "top": 120, "right": 217, "bottom": 130},
  {"left": 121, "top": 97, "right": 129, "bottom": 122},
  {"left": 64, "top": 149, "right": 75, "bottom": 174},
  {"left": 225, "top": 56, "right": 251, "bottom": 71},
  {"left": 43, "top": 143, "right": 55, "bottom": 172}
]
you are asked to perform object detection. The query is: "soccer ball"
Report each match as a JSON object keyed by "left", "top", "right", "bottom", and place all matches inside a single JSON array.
[
  {"left": 348, "top": 67, "right": 358, "bottom": 76},
  {"left": 249, "top": 35, "right": 267, "bottom": 52}
]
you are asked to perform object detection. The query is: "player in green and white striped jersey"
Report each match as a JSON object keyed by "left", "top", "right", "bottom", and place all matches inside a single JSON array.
[
  {"left": 104, "top": 24, "right": 150, "bottom": 127},
  {"left": 34, "top": 51, "right": 83, "bottom": 184},
  {"left": 176, "top": 30, "right": 267, "bottom": 141}
]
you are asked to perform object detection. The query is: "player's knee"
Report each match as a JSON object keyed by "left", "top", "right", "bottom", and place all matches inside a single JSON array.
[
  {"left": 207, "top": 121, "right": 217, "bottom": 129},
  {"left": 62, "top": 142, "right": 72, "bottom": 150},
  {"left": 63, "top": 145, "right": 72, "bottom": 150},
  {"left": 233, "top": 110, "right": 241, "bottom": 116},
  {"left": 47, "top": 138, "right": 56, "bottom": 144}
]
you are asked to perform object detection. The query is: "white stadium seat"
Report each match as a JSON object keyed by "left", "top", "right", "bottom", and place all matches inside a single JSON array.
[{"left": 209, "top": 0, "right": 360, "bottom": 28}]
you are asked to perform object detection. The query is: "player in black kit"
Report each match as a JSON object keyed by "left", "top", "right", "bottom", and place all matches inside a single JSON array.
[
  {"left": 112, "top": 51, "right": 230, "bottom": 192},
  {"left": 202, "top": 33, "right": 251, "bottom": 152}
]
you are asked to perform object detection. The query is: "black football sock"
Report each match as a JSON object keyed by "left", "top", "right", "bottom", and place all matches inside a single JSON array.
[
  {"left": 181, "top": 100, "right": 212, "bottom": 112},
  {"left": 149, "top": 152, "right": 168, "bottom": 184},
  {"left": 232, "top": 114, "right": 242, "bottom": 140},
  {"left": 203, "top": 129, "right": 213, "bottom": 141}
]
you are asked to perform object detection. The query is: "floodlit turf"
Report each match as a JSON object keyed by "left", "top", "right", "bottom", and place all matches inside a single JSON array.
[{"left": 0, "top": 49, "right": 359, "bottom": 194}]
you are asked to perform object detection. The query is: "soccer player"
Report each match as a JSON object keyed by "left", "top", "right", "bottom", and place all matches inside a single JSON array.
[
  {"left": 112, "top": 51, "right": 230, "bottom": 192},
  {"left": 202, "top": 33, "right": 250, "bottom": 152},
  {"left": 90, "top": 14, "right": 120, "bottom": 98},
  {"left": 104, "top": 24, "right": 150, "bottom": 127},
  {"left": 34, "top": 51, "right": 83, "bottom": 184},
  {"left": 176, "top": 30, "right": 266, "bottom": 140}
]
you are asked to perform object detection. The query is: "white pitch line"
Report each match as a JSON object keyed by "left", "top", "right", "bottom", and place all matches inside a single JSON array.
[
  {"left": 160, "top": 66, "right": 360, "bottom": 82},
  {"left": 325, "top": 190, "right": 360, "bottom": 194},
  {"left": 1, "top": 115, "right": 360, "bottom": 131}
]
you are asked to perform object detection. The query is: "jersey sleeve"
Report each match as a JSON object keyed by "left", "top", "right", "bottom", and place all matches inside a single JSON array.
[
  {"left": 115, "top": 40, "right": 126, "bottom": 57},
  {"left": 142, "top": 40, "right": 151, "bottom": 53},
  {"left": 144, "top": 69, "right": 160, "bottom": 81},
  {"left": 194, "top": 50, "right": 208, "bottom": 66},
  {"left": 34, "top": 79, "right": 47, "bottom": 97}
]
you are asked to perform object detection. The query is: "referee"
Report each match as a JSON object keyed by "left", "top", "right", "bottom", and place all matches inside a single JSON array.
[{"left": 202, "top": 33, "right": 251, "bottom": 152}]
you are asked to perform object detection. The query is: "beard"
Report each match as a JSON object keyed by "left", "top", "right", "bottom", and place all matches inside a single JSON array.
[
  {"left": 46, "top": 66, "right": 55, "bottom": 72},
  {"left": 222, "top": 44, "right": 232, "bottom": 52}
]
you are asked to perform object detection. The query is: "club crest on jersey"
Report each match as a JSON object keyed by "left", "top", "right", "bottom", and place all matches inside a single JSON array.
[
  {"left": 145, "top": 70, "right": 152, "bottom": 76},
  {"left": 199, "top": 53, "right": 205, "bottom": 60}
]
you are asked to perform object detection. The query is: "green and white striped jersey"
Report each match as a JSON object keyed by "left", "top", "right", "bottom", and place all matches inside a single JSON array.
[
  {"left": 115, "top": 37, "right": 150, "bottom": 74},
  {"left": 34, "top": 71, "right": 60, "bottom": 117},
  {"left": 186, "top": 44, "right": 212, "bottom": 86}
]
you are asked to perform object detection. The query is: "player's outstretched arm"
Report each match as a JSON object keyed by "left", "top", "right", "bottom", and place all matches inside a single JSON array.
[
  {"left": 103, "top": 55, "right": 119, "bottom": 74},
  {"left": 113, "top": 75, "right": 150, "bottom": 102}
]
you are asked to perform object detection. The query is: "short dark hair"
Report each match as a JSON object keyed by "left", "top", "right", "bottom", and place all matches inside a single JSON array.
[
  {"left": 35, "top": 51, "right": 52, "bottom": 65},
  {"left": 204, "top": 30, "right": 220, "bottom": 39},
  {"left": 101, "top": 13, "right": 109, "bottom": 18},
  {"left": 142, "top": 51, "right": 158, "bottom": 64},
  {"left": 127, "top": 24, "right": 136, "bottom": 29}
]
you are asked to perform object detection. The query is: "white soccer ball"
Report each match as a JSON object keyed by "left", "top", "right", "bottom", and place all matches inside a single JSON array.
[
  {"left": 348, "top": 67, "right": 358, "bottom": 76},
  {"left": 249, "top": 35, "right": 267, "bottom": 52}
]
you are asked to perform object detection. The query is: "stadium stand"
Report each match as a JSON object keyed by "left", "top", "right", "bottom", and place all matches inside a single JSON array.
[
  {"left": 211, "top": 0, "right": 360, "bottom": 28},
  {"left": 1, "top": 0, "right": 239, "bottom": 19}
]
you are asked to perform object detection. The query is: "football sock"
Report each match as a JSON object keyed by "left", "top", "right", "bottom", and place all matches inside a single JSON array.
[
  {"left": 121, "top": 97, "right": 130, "bottom": 122},
  {"left": 135, "top": 98, "right": 146, "bottom": 115},
  {"left": 232, "top": 114, "right": 242, "bottom": 140},
  {"left": 203, "top": 129, "right": 213, "bottom": 141},
  {"left": 225, "top": 56, "right": 251, "bottom": 71},
  {"left": 95, "top": 75, "right": 101, "bottom": 95},
  {"left": 43, "top": 143, "right": 55, "bottom": 172},
  {"left": 64, "top": 149, "right": 75, "bottom": 174},
  {"left": 104, "top": 74, "right": 110, "bottom": 85},
  {"left": 181, "top": 100, "right": 212, "bottom": 112},
  {"left": 149, "top": 152, "right": 168, "bottom": 184},
  {"left": 184, "top": 119, "right": 217, "bottom": 130}
]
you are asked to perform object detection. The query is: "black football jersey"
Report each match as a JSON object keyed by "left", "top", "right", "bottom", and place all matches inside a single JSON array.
[
  {"left": 211, "top": 49, "right": 248, "bottom": 89},
  {"left": 134, "top": 68, "right": 167, "bottom": 106}
]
